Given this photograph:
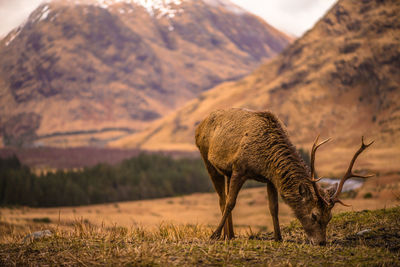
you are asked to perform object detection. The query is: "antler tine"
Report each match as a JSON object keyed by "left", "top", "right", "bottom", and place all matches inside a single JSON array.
[
  {"left": 309, "top": 135, "right": 331, "bottom": 206},
  {"left": 362, "top": 136, "right": 375, "bottom": 149},
  {"left": 331, "top": 136, "right": 374, "bottom": 205},
  {"left": 310, "top": 135, "right": 331, "bottom": 181},
  {"left": 334, "top": 198, "right": 352, "bottom": 207}
]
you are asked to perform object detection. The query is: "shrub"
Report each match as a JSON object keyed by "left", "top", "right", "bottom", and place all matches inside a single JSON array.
[{"left": 363, "top": 192, "right": 373, "bottom": 199}]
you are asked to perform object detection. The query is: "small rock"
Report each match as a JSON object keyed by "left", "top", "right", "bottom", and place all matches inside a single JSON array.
[
  {"left": 23, "top": 230, "right": 53, "bottom": 243},
  {"left": 356, "top": 229, "right": 371, "bottom": 236}
]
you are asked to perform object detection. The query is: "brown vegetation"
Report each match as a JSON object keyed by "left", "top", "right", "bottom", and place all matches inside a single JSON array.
[{"left": 1, "top": 190, "right": 399, "bottom": 266}]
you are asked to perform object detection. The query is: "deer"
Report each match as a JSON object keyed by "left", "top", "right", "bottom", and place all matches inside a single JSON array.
[{"left": 195, "top": 108, "right": 373, "bottom": 245}]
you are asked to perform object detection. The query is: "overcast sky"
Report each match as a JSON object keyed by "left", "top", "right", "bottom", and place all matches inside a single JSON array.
[
  {"left": 231, "top": 0, "right": 336, "bottom": 37},
  {"left": 0, "top": 0, "right": 336, "bottom": 38}
]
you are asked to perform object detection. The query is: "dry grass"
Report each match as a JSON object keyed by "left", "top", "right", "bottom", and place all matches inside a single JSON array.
[
  {"left": 1, "top": 171, "right": 399, "bottom": 265},
  {"left": 1, "top": 207, "right": 399, "bottom": 266}
]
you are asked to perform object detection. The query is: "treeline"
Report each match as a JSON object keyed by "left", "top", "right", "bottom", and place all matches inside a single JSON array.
[
  {"left": 0, "top": 148, "right": 312, "bottom": 207},
  {"left": 0, "top": 154, "right": 211, "bottom": 207}
]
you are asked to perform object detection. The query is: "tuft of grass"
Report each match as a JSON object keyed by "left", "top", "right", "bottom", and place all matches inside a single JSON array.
[{"left": 0, "top": 207, "right": 399, "bottom": 266}]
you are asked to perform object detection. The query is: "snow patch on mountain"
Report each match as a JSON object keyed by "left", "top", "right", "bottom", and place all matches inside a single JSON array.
[
  {"left": 54, "top": 0, "right": 242, "bottom": 17},
  {"left": 5, "top": 28, "right": 21, "bottom": 46},
  {"left": 59, "top": 0, "right": 183, "bottom": 18},
  {"left": 2, "top": 0, "right": 243, "bottom": 45},
  {"left": 203, "top": 0, "right": 244, "bottom": 14},
  {"left": 39, "top": 5, "right": 51, "bottom": 21},
  {"left": 31, "top": 4, "right": 51, "bottom": 23}
]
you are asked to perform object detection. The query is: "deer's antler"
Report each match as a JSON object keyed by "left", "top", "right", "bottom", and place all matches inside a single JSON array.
[
  {"left": 330, "top": 136, "right": 374, "bottom": 206},
  {"left": 309, "top": 135, "right": 331, "bottom": 206}
]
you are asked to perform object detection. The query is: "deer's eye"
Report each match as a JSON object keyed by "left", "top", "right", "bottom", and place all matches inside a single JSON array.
[{"left": 311, "top": 213, "right": 318, "bottom": 222}]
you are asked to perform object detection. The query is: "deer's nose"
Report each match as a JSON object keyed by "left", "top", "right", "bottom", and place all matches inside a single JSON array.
[{"left": 318, "top": 240, "right": 326, "bottom": 246}]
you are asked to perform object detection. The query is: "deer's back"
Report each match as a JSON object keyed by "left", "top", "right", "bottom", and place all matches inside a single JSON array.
[{"left": 195, "top": 108, "right": 288, "bottom": 174}]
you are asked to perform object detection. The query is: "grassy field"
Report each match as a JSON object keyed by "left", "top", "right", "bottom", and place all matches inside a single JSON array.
[
  {"left": 1, "top": 171, "right": 399, "bottom": 265},
  {"left": 1, "top": 206, "right": 399, "bottom": 266},
  {"left": 1, "top": 171, "right": 399, "bottom": 232}
]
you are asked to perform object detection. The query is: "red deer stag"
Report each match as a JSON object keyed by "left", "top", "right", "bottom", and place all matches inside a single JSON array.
[{"left": 195, "top": 108, "right": 373, "bottom": 245}]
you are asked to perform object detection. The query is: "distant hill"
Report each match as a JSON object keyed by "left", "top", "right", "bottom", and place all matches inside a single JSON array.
[
  {"left": 112, "top": 0, "right": 400, "bottom": 173},
  {"left": 0, "top": 0, "right": 291, "bottom": 147}
]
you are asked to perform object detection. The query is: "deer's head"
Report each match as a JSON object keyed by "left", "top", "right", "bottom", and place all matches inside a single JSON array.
[{"left": 297, "top": 136, "right": 374, "bottom": 245}]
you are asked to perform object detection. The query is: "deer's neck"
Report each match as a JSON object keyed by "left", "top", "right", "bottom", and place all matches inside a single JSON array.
[
  {"left": 278, "top": 172, "right": 315, "bottom": 215},
  {"left": 261, "top": 145, "right": 313, "bottom": 212}
]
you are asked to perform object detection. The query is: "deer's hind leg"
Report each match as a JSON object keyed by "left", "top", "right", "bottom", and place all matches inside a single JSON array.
[
  {"left": 266, "top": 181, "right": 282, "bottom": 241},
  {"left": 204, "top": 161, "right": 234, "bottom": 239}
]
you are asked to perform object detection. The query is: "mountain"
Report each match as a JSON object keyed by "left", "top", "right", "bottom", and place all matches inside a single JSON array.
[
  {"left": 112, "top": 0, "right": 400, "bottom": 173},
  {"left": 0, "top": 0, "right": 292, "bottom": 147}
]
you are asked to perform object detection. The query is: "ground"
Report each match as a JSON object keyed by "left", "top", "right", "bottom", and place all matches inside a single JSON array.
[
  {"left": 1, "top": 171, "right": 400, "bottom": 266},
  {"left": 0, "top": 207, "right": 399, "bottom": 266}
]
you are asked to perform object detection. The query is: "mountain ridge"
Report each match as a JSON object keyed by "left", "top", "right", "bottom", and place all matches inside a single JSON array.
[{"left": 0, "top": 0, "right": 292, "bottom": 147}]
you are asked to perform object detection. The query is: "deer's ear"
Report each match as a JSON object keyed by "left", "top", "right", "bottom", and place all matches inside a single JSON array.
[
  {"left": 299, "top": 184, "right": 313, "bottom": 201},
  {"left": 327, "top": 183, "right": 338, "bottom": 198}
]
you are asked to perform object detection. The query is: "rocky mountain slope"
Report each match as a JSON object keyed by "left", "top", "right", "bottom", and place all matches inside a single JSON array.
[
  {"left": 0, "top": 0, "right": 291, "bottom": 147},
  {"left": 112, "top": 0, "right": 400, "bottom": 173}
]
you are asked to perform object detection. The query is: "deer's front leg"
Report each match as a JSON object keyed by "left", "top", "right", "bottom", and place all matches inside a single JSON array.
[
  {"left": 210, "top": 170, "right": 245, "bottom": 240},
  {"left": 267, "top": 181, "right": 282, "bottom": 241}
]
